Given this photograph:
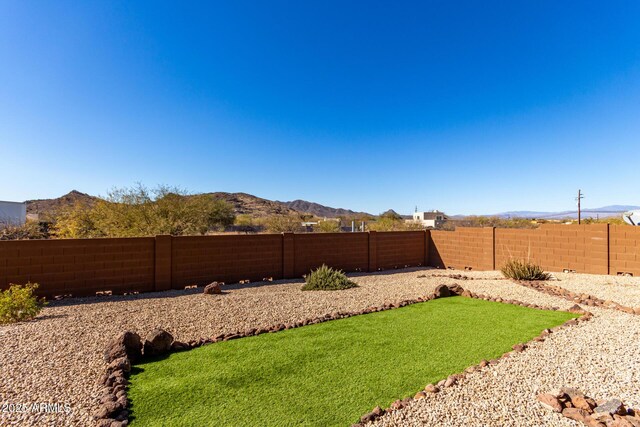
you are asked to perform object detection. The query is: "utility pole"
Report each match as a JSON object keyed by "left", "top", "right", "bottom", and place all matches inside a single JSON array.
[{"left": 576, "top": 189, "right": 584, "bottom": 224}]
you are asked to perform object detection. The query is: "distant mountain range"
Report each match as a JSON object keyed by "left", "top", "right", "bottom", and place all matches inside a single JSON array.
[
  {"left": 491, "top": 205, "right": 640, "bottom": 220},
  {"left": 23, "top": 190, "right": 639, "bottom": 221},
  {"left": 25, "top": 191, "right": 374, "bottom": 220}
]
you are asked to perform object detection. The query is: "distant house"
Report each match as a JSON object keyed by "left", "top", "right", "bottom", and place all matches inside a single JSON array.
[
  {"left": 409, "top": 210, "right": 447, "bottom": 229},
  {"left": 0, "top": 200, "right": 27, "bottom": 226}
]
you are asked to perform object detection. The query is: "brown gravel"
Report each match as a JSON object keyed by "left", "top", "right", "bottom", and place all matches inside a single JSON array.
[{"left": 1, "top": 267, "right": 639, "bottom": 426}]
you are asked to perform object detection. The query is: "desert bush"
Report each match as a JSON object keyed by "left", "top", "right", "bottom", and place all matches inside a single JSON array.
[
  {"left": 264, "top": 214, "right": 304, "bottom": 233},
  {"left": 501, "top": 259, "right": 550, "bottom": 281},
  {"left": 0, "top": 221, "right": 48, "bottom": 240},
  {"left": 315, "top": 220, "right": 341, "bottom": 233},
  {"left": 301, "top": 264, "right": 358, "bottom": 291},
  {"left": 0, "top": 283, "right": 47, "bottom": 324}
]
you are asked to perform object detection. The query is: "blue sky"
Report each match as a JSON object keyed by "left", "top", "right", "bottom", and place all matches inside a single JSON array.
[{"left": 1, "top": 1, "right": 639, "bottom": 215}]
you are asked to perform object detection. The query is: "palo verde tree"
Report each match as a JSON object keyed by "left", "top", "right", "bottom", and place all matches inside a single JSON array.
[{"left": 53, "top": 184, "right": 235, "bottom": 238}]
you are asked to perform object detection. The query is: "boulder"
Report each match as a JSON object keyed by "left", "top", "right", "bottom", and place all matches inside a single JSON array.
[
  {"left": 170, "top": 341, "right": 189, "bottom": 351},
  {"left": 203, "top": 282, "right": 222, "bottom": 295},
  {"left": 433, "top": 285, "right": 451, "bottom": 298},
  {"left": 104, "top": 331, "right": 142, "bottom": 364},
  {"left": 143, "top": 329, "right": 174, "bottom": 357}
]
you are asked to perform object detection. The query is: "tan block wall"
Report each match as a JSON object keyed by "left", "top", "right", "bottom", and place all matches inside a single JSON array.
[
  {"left": 171, "top": 235, "right": 283, "bottom": 287},
  {"left": 2, "top": 225, "right": 638, "bottom": 298},
  {"left": 429, "top": 227, "right": 494, "bottom": 270},
  {"left": 0, "top": 237, "right": 155, "bottom": 298},
  {"left": 375, "top": 231, "right": 426, "bottom": 270},
  {"left": 495, "top": 224, "right": 609, "bottom": 275},
  {"left": 292, "top": 233, "right": 369, "bottom": 277},
  {"left": 609, "top": 225, "right": 640, "bottom": 276}
]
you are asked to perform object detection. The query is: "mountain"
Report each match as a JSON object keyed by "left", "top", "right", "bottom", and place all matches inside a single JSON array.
[
  {"left": 207, "top": 192, "right": 297, "bottom": 218},
  {"left": 24, "top": 190, "right": 372, "bottom": 220},
  {"left": 281, "top": 200, "right": 372, "bottom": 218},
  {"left": 26, "top": 190, "right": 99, "bottom": 219},
  {"left": 492, "top": 206, "right": 640, "bottom": 220}
]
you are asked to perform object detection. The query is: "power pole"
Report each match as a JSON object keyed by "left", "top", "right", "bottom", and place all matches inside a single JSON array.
[{"left": 576, "top": 189, "right": 584, "bottom": 224}]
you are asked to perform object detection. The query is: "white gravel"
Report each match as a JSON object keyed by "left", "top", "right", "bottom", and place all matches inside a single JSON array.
[{"left": 1, "top": 268, "right": 639, "bottom": 426}]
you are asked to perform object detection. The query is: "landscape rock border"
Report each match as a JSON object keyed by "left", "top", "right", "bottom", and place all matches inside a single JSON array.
[
  {"left": 95, "top": 283, "right": 591, "bottom": 427},
  {"left": 517, "top": 280, "right": 640, "bottom": 316},
  {"left": 537, "top": 388, "right": 640, "bottom": 427}
]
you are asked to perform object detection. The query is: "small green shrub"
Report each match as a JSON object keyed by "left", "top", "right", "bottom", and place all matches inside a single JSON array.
[
  {"left": 301, "top": 265, "right": 358, "bottom": 291},
  {"left": 0, "top": 283, "right": 47, "bottom": 324},
  {"left": 501, "top": 259, "right": 550, "bottom": 281}
]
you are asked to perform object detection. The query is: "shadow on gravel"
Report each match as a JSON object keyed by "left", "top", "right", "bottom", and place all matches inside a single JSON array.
[{"left": 45, "top": 266, "right": 441, "bottom": 309}]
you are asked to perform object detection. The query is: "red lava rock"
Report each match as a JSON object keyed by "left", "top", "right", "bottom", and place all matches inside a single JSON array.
[
  {"left": 444, "top": 376, "right": 457, "bottom": 387},
  {"left": 623, "top": 415, "right": 640, "bottom": 427},
  {"left": 591, "top": 412, "right": 615, "bottom": 424},
  {"left": 372, "top": 406, "right": 384, "bottom": 416},
  {"left": 424, "top": 384, "right": 439, "bottom": 393},
  {"left": 572, "top": 395, "right": 596, "bottom": 412},
  {"left": 568, "top": 304, "right": 584, "bottom": 313},
  {"left": 391, "top": 399, "right": 404, "bottom": 410},
  {"left": 537, "top": 393, "right": 564, "bottom": 413},
  {"left": 512, "top": 343, "right": 526, "bottom": 352},
  {"left": 621, "top": 306, "right": 636, "bottom": 315},
  {"left": 563, "top": 407, "right": 592, "bottom": 423},
  {"left": 610, "top": 415, "right": 636, "bottom": 427}
]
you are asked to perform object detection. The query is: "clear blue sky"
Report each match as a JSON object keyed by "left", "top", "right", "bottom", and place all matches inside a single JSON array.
[{"left": 1, "top": 1, "right": 639, "bottom": 215}]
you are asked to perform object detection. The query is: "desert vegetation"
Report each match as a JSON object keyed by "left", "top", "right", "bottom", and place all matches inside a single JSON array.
[
  {"left": 442, "top": 216, "right": 538, "bottom": 230},
  {"left": 0, "top": 283, "right": 47, "bottom": 324},
  {"left": 52, "top": 184, "right": 235, "bottom": 238},
  {"left": 501, "top": 259, "right": 551, "bottom": 281},
  {"left": 301, "top": 265, "right": 358, "bottom": 291},
  {"left": 0, "top": 220, "right": 48, "bottom": 240}
]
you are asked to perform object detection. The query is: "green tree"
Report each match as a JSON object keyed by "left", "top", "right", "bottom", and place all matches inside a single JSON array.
[
  {"left": 52, "top": 184, "right": 235, "bottom": 237},
  {"left": 315, "top": 220, "right": 341, "bottom": 233},
  {"left": 264, "top": 214, "right": 304, "bottom": 233}
]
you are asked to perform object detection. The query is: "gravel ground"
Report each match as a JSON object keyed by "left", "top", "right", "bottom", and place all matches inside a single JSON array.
[{"left": 1, "top": 268, "right": 638, "bottom": 426}]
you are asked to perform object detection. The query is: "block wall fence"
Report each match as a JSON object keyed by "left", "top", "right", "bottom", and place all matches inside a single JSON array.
[{"left": 0, "top": 225, "right": 638, "bottom": 298}]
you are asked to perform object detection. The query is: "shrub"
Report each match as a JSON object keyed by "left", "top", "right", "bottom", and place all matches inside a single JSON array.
[
  {"left": 0, "top": 283, "right": 47, "bottom": 324},
  {"left": 301, "top": 265, "right": 358, "bottom": 291},
  {"left": 501, "top": 259, "right": 550, "bottom": 281}
]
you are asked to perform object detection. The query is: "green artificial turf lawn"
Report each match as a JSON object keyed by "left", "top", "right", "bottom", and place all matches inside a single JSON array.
[{"left": 127, "top": 297, "right": 577, "bottom": 426}]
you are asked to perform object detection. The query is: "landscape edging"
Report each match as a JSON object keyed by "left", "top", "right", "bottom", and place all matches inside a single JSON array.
[{"left": 517, "top": 280, "right": 640, "bottom": 316}]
